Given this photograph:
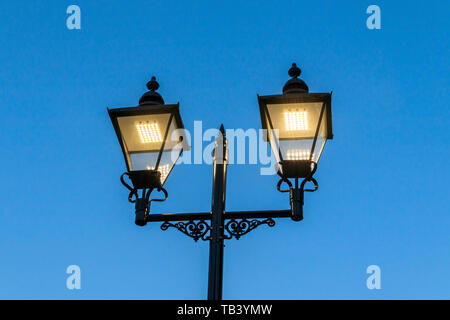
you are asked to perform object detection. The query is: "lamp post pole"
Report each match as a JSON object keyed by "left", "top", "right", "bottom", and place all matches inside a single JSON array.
[{"left": 208, "top": 125, "right": 227, "bottom": 300}]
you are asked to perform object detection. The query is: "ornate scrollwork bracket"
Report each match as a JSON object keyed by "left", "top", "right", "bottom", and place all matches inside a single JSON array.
[
  {"left": 160, "top": 218, "right": 277, "bottom": 241},
  {"left": 224, "top": 218, "right": 276, "bottom": 240},
  {"left": 160, "top": 220, "right": 211, "bottom": 242}
]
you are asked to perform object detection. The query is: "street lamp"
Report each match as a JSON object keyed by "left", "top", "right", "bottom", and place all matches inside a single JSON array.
[
  {"left": 108, "top": 63, "right": 333, "bottom": 300},
  {"left": 257, "top": 63, "right": 333, "bottom": 221},
  {"left": 108, "top": 76, "right": 188, "bottom": 226}
]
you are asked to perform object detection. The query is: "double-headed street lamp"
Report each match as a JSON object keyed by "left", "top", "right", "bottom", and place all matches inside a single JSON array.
[{"left": 108, "top": 63, "right": 333, "bottom": 300}]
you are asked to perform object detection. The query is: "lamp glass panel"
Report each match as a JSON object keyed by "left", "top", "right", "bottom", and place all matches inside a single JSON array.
[
  {"left": 266, "top": 101, "right": 328, "bottom": 163},
  {"left": 154, "top": 121, "right": 184, "bottom": 185},
  {"left": 117, "top": 113, "right": 171, "bottom": 153},
  {"left": 116, "top": 113, "right": 183, "bottom": 184},
  {"left": 263, "top": 109, "right": 282, "bottom": 166},
  {"left": 266, "top": 102, "right": 324, "bottom": 139}
]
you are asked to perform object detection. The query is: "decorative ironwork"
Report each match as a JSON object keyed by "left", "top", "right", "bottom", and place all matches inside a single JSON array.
[
  {"left": 161, "top": 220, "right": 210, "bottom": 242},
  {"left": 277, "top": 177, "right": 293, "bottom": 193},
  {"left": 300, "top": 177, "right": 318, "bottom": 193},
  {"left": 159, "top": 217, "right": 278, "bottom": 241},
  {"left": 121, "top": 172, "right": 138, "bottom": 203},
  {"left": 224, "top": 218, "right": 276, "bottom": 240},
  {"left": 121, "top": 171, "right": 170, "bottom": 204}
]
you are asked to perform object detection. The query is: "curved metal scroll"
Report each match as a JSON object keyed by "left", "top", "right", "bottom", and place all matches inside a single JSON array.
[
  {"left": 276, "top": 165, "right": 319, "bottom": 195},
  {"left": 121, "top": 172, "right": 138, "bottom": 203},
  {"left": 224, "top": 218, "right": 276, "bottom": 240},
  {"left": 121, "top": 172, "right": 170, "bottom": 205},
  {"left": 147, "top": 187, "right": 168, "bottom": 202},
  {"left": 300, "top": 177, "right": 318, "bottom": 193},
  {"left": 160, "top": 220, "right": 210, "bottom": 242},
  {"left": 277, "top": 178, "right": 292, "bottom": 193}
]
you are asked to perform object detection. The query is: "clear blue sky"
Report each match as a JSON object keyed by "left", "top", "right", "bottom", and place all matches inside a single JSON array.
[{"left": 0, "top": 0, "right": 448, "bottom": 299}]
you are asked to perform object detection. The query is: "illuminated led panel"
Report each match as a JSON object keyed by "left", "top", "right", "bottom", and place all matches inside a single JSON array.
[
  {"left": 146, "top": 164, "right": 170, "bottom": 182},
  {"left": 284, "top": 111, "right": 308, "bottom": 131},
  {"left": 136, "top": 121, "right": 162, "bottom": 143},
  {"left": 286, "top": 149, "right": 314, "bottom": 161}
]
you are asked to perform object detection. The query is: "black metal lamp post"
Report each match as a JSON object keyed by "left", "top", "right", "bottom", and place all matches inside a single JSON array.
[{"left": 108, "top": 64, "right": 333, "bottom": 300}]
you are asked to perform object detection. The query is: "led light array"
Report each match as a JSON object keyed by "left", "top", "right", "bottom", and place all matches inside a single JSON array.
[
  {"left": 286, "top": 149, "right": 314, "bottom": 161},
  {"left": 284, "top": 111, "right": 308, "bottom": 131},
  {"left": 136, "top": 121, "right": 162, "bottom": 143}
]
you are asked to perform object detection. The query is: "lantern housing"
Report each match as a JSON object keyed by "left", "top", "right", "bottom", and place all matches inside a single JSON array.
[
  {"left": 258, "top": 63, "right": 333, "bottom": 179},
  {"left": 108, "top": 77, "right": 188, "bottom": 190}
]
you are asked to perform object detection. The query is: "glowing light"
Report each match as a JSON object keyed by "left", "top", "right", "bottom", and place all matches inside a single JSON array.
[
  {"left": 136, "top": 121, "right": 162, "bottom": 143},
  {"left": 286, "top": 149, "right": 314, "bottom": 161},
  {"left": 284, "top": 111, "right": 308, "bottom": 131},
  {"left": 146, "top": 164, "right": 170, "bottom": 182}
]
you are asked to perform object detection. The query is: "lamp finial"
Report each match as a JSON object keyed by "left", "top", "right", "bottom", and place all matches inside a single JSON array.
[
  {"left": 139, "top": 76, "right": 165, "bottom": 105},
  {"left": 283, "top": 62, "right": 309, "bottom": 94},
  {"left": 288, "top": 63, "right": 301, "bottom": 78},
  {"left": 147, "top": 76, "right": 160, "bottom": 91}
]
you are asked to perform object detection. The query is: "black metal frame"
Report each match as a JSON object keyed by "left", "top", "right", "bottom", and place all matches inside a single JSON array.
[
  {"left": 111, "top": 65, "right": 332, "bottom": 301},
  {"left": 119, "top": 125, "right": 320, "bottom": 300}
]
